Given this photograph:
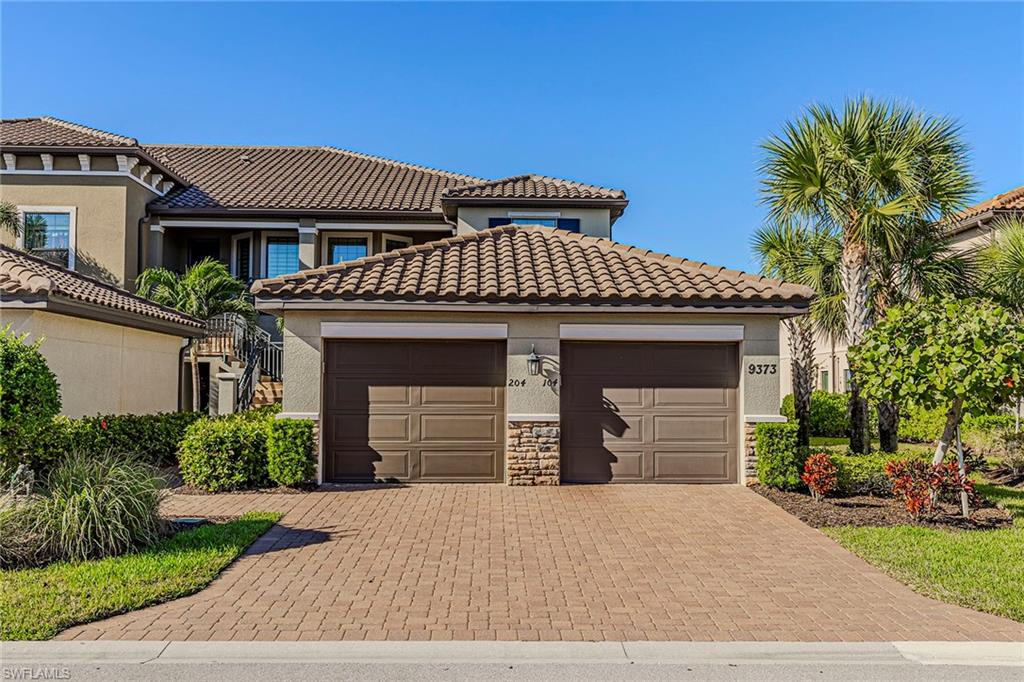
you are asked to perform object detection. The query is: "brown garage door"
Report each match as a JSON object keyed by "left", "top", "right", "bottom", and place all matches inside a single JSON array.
[
  {"left": 323, "top": 340, "right": 506, "bottom": 483},
  {"left": 561, "top": 342, "right": 739, "bottom": 483}
]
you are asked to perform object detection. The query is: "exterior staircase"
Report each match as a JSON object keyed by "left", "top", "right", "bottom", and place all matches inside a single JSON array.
[{"left": 252, "top": 379, "right": 284, "bottom": 409}]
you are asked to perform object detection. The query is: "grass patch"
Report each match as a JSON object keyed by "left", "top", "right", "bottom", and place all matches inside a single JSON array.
[
  {"left": 0, "top": 511, "right": 281, "bottom": 640},
  {"left": 825, "top": 484, "right": 1024, "bottom": 622}
]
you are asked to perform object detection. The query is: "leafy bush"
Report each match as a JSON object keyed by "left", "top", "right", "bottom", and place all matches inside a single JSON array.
[
  {"left": 884, "top": 457, "right": 978, "bottom": 520},
  {"left": 1001, "top": 432, "right": 1024, "bottom": 475},
  {"left": 178, "top": 412, "right": 271, "bottom": 492},
  {"left": 832, "top": 449, "right": 931, "bottom": 496},
  {"left": 0, "top": 327, "right": 61, "bottom": 471},
  {"left": 801, "top": 452, "right": 838, "bottom": 502},
  {"left": 781, "top": 391, "right": 850, "bottom": 438},
  {"left": 962, "top": 414, "right": 1017, "bottom": 457},
  {"left": 898, "top": 405, "right": 947, "bottom": 444},
  {"left": 64, "top": 412, "right": 205, "bottom": 467},
  {"left": 2, "top": 452, "right": 166, "bottom": 567},
  {"left": 267, "top": 419, "right": 315, "bottom": 487},
  {"left": 755, "top": 422, "right": 804, "bottom": 489}
]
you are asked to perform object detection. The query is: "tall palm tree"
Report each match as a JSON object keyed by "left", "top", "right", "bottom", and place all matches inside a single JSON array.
[
  {"left": 136, "top": 258, "right": 255, "bottom": 412},
  {"left": 760, "top": 98, "right": 975, "bottom": 453},
  {"left": 754, "top": 222, "right": 843, "bottom": 447},
  {"left": 0, "top": 201, "right": 23, "bottom": 238},
  {"left": 979, "top": 215, "right": 1024, "bottom": 315}
]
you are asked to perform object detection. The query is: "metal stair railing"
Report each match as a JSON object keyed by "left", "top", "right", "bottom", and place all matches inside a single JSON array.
[{"left": 236, "top": 337, "right": 266, "bottom": 412}]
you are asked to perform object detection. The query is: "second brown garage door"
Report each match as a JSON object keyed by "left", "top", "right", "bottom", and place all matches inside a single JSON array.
[
  {"left": 561, "top": 341, "right": 739, "bottom": 483},
  {"left": 322, "top": 340, "right": 506, "bottom": 483}
]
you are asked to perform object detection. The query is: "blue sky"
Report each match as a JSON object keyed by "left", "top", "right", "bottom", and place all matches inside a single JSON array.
[{"left": 3, "top": 2, "right": 1021, "bottom": 271}]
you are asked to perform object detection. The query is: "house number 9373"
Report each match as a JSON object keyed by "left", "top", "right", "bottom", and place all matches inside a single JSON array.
[{"left": 747, "top": 363, "right": 777, "bottom": 375}]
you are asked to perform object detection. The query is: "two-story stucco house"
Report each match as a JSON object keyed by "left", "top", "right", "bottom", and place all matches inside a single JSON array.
[{"left": 2, "top": 115, "right": 813, "bottom": 485}]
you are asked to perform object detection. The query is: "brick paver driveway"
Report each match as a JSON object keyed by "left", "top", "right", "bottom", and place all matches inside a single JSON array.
[{"left": 59, "top": 485, "right": 1024, "bottom": 642}]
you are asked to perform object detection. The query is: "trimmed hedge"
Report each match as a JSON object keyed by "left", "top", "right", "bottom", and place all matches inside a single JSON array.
[
  {"left": 267, "top": 419, "right": 315, "bottom": 487},
  {"left": 831, "top": 449, "right": 936, "bottom": 496},
  {"left": 755, "top": 422, "right": 805, "bottom": 490},
  {"left": 899, "top": 405, "right": 1016, "bottom": 454},
  {"left": 178, "top": 412, "right": 272, "bottom": 492},
  {"left": 781, "top": 391, "right": 850, "bottom": 438}
]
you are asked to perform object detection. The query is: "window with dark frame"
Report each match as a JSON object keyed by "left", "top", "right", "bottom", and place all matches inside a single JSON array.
[
  {"left": 487, "top": 217, "right": 581, "bottom": 232},
  {"left": 235, "top": 237, "right": 251, "bottom": 281},
  {"left": 327, "top": 237, "right": 369, "bottom": 264},
  {"left": 266, "top": 236, "right": 299, "bottom": 278},
  {"left": 23, "top": 212, "right": 71, "bottom": 267}
]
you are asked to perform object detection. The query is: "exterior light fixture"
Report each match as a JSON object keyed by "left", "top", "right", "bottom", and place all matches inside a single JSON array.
[{"left": 526, "top": 344, "right": 541, "bottom": 376}]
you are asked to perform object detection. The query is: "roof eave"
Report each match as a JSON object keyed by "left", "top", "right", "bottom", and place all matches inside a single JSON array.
[
  {"left": 0, "top": 144, "right": 188, "bottom": 186},
  {"left": 440, "top": 196, "right": 629, "bottom": 221},
  {"left": 1, "top": 292, "right": 203, "bottom": 336},
  {"left": 146, "top": 205, "right": 450, "bottom": 221}
]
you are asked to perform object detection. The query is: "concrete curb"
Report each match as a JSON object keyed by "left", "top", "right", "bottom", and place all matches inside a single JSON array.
[{"left": 2, "top": 641, "right": 1021, "bottom": 667}]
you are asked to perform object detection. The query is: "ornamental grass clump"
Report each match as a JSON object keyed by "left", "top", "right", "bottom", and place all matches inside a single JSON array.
[
  {"left": 801, "top": 452, "right": 838, "bottom": 502},
  {"left": 32, "top": 451, "right": 165, "bottom": 563}
]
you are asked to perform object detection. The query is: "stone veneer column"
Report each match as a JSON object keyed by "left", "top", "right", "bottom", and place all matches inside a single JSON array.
[
  {"left": 743, "top": 422, "right": 758, "bottom": 483},
  {"left": 506, "top": 421, "right": 560, "bottom": 485}
]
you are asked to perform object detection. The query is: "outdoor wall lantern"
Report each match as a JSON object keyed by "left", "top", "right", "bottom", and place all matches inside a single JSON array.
[{"left": 527, "top": 344, "right": 542, "bottom": 376}]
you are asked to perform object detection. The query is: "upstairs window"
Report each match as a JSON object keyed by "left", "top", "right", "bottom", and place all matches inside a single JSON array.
[
  {"left": 327, "top": 237, "right": 369, "bottom": 264},
  {"left": 24, "top": 212, "right": 71, "bottom": 267},
  {"left": 266, "top": 236, "right": 299, "bottom": 278},
  {"left": 488, "top": 217, "right": 581, "bottom": 233}
]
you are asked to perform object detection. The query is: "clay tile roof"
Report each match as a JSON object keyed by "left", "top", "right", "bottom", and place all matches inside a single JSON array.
[
  {"left": 252, "top": 225, "right": 812, "bottom": 307},
  {"left": 441, "top": 174, "right": 626, "bottom": 201},
  {"left": 145, "top": 145, "right": 486, "bottom": 213},
  {"left": 957, "top": 185, "right": 1024, "bottom": 221},
  {"left": 0, "top": 116, "right": 138, "bottom": 147},
  {"left": 0, "top": 246, "right": 204, "bottom": 332}
]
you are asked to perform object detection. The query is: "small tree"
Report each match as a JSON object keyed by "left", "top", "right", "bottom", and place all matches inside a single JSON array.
[
  {"left": 850, "top": 297, "right": 1024, "bottom": 511},
  {"left": 0, "top": 326, "right": 61, "bottom": 471},
  {"left": 0, "top": 201, "right": 24, "bottom": 238}
]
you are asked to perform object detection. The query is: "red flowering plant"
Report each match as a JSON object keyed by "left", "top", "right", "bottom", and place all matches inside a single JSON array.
[
  {"left": 801, "top": 451, "right": 838, "bottom": 502},
  {"left": 884, "top": 458, "right": 979, "bottom": 520}
]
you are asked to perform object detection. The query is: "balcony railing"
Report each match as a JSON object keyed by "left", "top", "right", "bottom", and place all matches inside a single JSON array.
[{"left": 197, "top": 314, "right": 284, "bottom": 411}]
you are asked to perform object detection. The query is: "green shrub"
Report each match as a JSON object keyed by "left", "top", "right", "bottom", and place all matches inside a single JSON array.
[
  {"left": 27, "top": 452, "right": 165, "bottom": 564},
  {"left": 781, "top": 391, "right": 850, "bottom": 438},
  {"left": 69, "top": 412, "right": 204, "bottom": 466},
  {"left": 267, "top": 419, "right": 315, "bottom": 486},
  {"left": 755, "top": 422, "right": 805, "bottom": 489},
  {"left": 0, "top": 327, "right": 61, "bottom": 471},
  {"left": 832, "top": 449, "right": 932, "bottom": 496},
  {"left": 178, "top": 412, "right": 271, "bottom": 492},
  {"left": 898, "top": 405, "right": 946, "bottom": 443}
]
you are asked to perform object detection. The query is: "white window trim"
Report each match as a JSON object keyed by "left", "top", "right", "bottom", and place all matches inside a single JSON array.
[
  {"left": 380, "top": 233, "right": 413, "bottom": 252},
  {"left": 16, "top": 205, "right": 77, "bottom": 270},
  {"left": 261, "top": 230, "right": 300, "bottom": 279},
  {"left": 230, "top": 231, "right": 255, "bottom": 279},
  {"left": 559, "top": 324, "right": 744, "bottom": 342},
  {"left": 320, "top": 322, "right": 508, "bottom": 339},
  {"left": 320, "top": 231, "right": 371, "bottom": 266}
]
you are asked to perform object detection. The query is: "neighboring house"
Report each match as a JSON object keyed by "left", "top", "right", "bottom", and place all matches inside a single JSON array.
[
  {"left": 778, "top": 184, "right": 1024, "bottom": 398},
  {"left": 253, "top": 225, "right": 813, "bottom": 486},
  {"left": 0, "top": 116, "right": 629, "bottom": 412},
  {"left": 0, "top": 245, "right": 203, "bottom": 417}
]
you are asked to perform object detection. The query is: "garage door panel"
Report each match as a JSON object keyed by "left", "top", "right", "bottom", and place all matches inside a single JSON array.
[
  {"left": 323, "top": 340, "right": 506, "bottom": 483},
  {"left": 420, "top": 414, "right": 498, "bottom": 442},
  {"left": 420, "top": 450, "right": 499, "bottom": 480},
  {"left": 653, "top": 415, "right": 731, "bottom": 443},
  {"left": 653, "top": 449, "right": 731, "bottom": 481},
  {"left": 421, "top": 385, "right": 502, "bottom": 407},
  {"left": 562, "top": 342, "right": 738, "bottom": 484}
]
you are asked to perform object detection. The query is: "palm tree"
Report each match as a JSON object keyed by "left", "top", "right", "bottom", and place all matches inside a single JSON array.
[
  {"left": 760, "top": 98, "right": 975, "bottom": 453},
  {"left": 0, "top": 201, "right": 23, "bottom": 237},
  {"left": 754, "top": 222, "right": 843, "bottom": 447},
  {"left": 979, "top": 215, "right": 1024, "bottom": 314},
  {"left": 136, "top": 258, "right": 255, "bottom": 412}
]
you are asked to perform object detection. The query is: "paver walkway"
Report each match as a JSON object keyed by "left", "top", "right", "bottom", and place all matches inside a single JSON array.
[{"left": 58, "top": 485, "right": 1024, "bottom": 642}]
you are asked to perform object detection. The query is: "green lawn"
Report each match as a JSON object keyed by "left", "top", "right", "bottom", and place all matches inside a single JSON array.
[
  {"left": 825, "top": 484, "right": 1024, "bottom": 622},
  {"left": 0, "top": 511, "right": 281, "bottom": 640},
  {"left": 809, "top": 437, "right": 934, "bottom": 455}
]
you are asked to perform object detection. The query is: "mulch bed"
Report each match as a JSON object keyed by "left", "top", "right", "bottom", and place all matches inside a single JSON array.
[
  {"left": 751, "top": 484, "right": 1013, "bottom": 531},
  {"left": 981, "top": 465, "right": 1024, "bottom": 489}
]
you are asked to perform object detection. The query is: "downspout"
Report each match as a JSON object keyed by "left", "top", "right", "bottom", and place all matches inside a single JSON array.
[{"left": 177, "top": 339, "right": 188, "bottom": 411}]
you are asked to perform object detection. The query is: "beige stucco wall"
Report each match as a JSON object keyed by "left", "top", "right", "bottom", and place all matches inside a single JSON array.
[
  {"left": 1, "top": 309, "right": 184, "bottom": 417},
  {"left": 455, "top": 206, "right": 612, "bottom": 238},
  {"left": 0, "top": 172, "right": 156, "bottom": 288},
  {"left": 280, "top": 309, "right": 782, "bottom": 420}
]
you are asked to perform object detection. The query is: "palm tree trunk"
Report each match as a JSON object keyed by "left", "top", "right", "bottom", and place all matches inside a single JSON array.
[
  {"left": 786, "top": 317, "right": 816, "bottom": 448},
  {"left": 841, "top": 239, "right": 873, "bottom": 454},
  {"left": 190, "top": 344, "right": 201, "bottom": 414},
  {"left": 877, "top": 401, "right": 899, "bottom": 452}
]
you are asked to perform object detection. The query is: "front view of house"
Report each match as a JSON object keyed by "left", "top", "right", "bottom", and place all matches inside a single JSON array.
[{"left": 255, "top": 226, "right": 811, "bottom": 485}]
